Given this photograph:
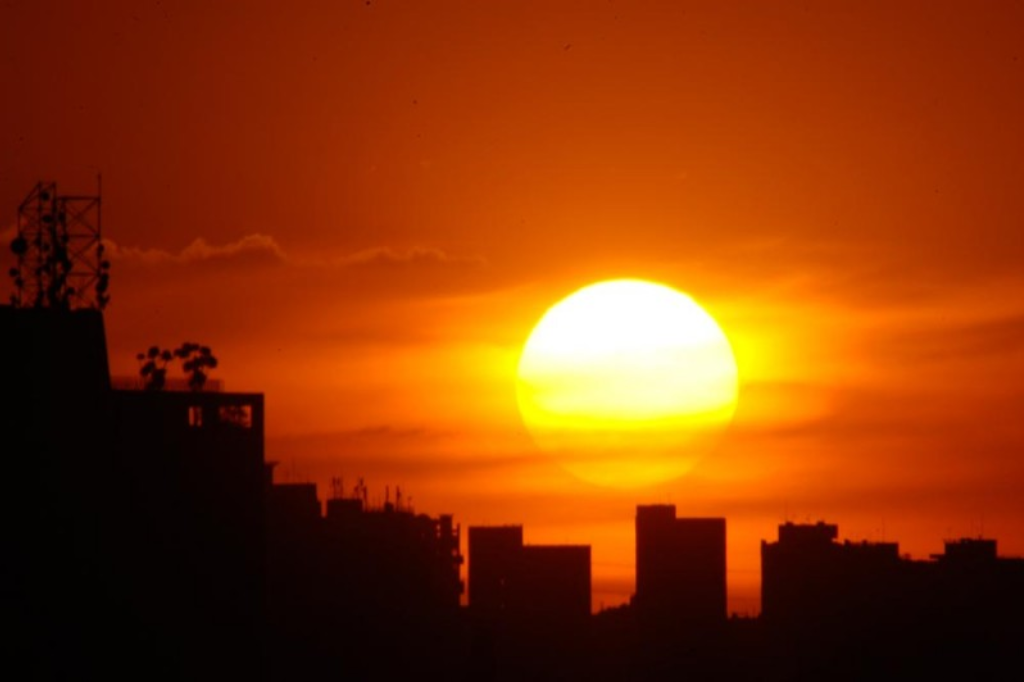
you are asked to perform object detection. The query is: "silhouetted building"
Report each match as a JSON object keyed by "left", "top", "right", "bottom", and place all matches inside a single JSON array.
[
  {"left": 267, "top": 468, "right": 321, "bottom": 526},
  {"left": 5, "top": 306, "right": 115, "bottom": 678},
  {"left": 761, "top": 521, "right": 900, "bottom": 627},
  {"left": 922, "top": 537, "right": 1024, "bottom": 666},
  {"left": 468, "top": 525, "right": 525, "bottom": 616},
  {"left": 14, "top": 301, "right": 1024, "bottom": 682},
  {"left": 466, "top": 525, "right": 592, "bottom": 681},
  {"left": 108, "top": 387, "right": 266, "bottom": 676},
  {"left": 266, "top": 475, "right": 465, "bottom": 678},
  {"left": 634, "top": 505, "right": 726, "bottom": 629},
  {"left": 468, "top": 525, "right": 591, "bottom": 626},
  {"left": 2, "top": 305, "right": 265, "bottom": 679},
  {"left": 760, "top": 521, "right": 1024, "bottom": 680}
]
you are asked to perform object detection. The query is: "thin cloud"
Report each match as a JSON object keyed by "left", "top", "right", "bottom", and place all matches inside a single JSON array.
[
  {"left": 103, "top": 234, "right": 486, "bottom": 271},
  {"left": 104, "top": 234, "right": 287, "bottom": 265},
  {"left": 335, "top": 246, "right": 487, "bottom": 269}
]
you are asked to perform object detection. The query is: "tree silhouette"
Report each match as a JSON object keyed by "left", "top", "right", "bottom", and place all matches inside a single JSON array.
[
  {"left": 136, "top": 346, "right": 174, "bottom": 391},
  {"left": 136, "top": 342, "right": 218, "bottom": 391},
  {"left": 175, "top": 342, "right": 219, "bottom": 391}
]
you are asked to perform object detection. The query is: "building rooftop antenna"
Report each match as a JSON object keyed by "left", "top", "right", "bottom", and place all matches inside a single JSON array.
[{"left": 8, "top": 178, "right": 109, "bottom": 311}]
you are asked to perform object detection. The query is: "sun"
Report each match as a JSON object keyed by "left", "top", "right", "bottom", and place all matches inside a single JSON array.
[{"left": 516, "top": 279, "right": 739, "bottom": 488}]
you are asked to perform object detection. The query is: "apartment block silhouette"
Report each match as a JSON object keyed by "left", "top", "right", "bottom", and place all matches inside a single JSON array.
[
  {"left": 760, "top": 521, "right": 1024, "bottom": 679},
  {"left": 3, "top": 306, "right": 265, "bottom": 679},
  {"left": 633, "top": 505, "right": 726, "bottom": 629},
  {"left": 468, "top": 525, "right": 591, "bottom": 626}
]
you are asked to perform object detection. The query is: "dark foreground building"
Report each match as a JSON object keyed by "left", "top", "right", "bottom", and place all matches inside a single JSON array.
[
  {"left": 3, "top": 305, "right": 265, "bottom": 679},
  {"left": 468, "top": 525, "right": 591, "bottom": 627},
  {"left": 9, "top": 303, "right": 1024, "bottom": 682},
  {"left": 467, "top": 525, "right": 592, "bottom": 680},
  {"left": 3, "top": 304, "right": 471, "bottom": 680},
  {"left": 265, "top": 476, "right": 467, "bottom": 679},
  {"left": 634, "top": 505, "right": 726, "bottom": 630},
  {"left": 761, "top": 521, "right": 1024, "bottom": 680}
]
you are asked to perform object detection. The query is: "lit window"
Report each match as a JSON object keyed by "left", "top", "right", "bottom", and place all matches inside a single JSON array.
[{"left": 219, "top": 404, "right": 252, "bottom": 429}]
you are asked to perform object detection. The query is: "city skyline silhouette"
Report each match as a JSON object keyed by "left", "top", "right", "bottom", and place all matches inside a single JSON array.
[
  {"left": 7, "top": 2, "right": 1024, "bottom": 618},
  {"left": 5, "top": 3, "right": 1024, "bottom": 679},
  {"left": 5, "top": 298, "right": 1023, "bottom": 679}
]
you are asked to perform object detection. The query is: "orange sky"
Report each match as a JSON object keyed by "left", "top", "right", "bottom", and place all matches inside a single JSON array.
[{"left": 4, "top": 0, "right": 1024, "bottom": 615}]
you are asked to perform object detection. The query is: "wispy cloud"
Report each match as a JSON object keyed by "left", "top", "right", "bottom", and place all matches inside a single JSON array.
[
  {"left": 103, "top": 234, "right": 486, "bottom": 271},
  {"left": 335, "top": 246, "right": 487, "bottom": 269},
  {"left": 104, "top": 234, "right": 287, "bottom": 265}
]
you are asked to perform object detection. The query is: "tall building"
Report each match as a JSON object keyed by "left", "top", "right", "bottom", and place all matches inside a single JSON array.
[
  {"left": 2, "top": 305, "right": 266, "bottom": 679},
  {"left": 466, "top": 526, "right": 591, "bottom": 680},
  {"left": 265, "top": 474, "right": 465, "bottom": 678},
  {"left": 468, "top": 525, "right": 525, "bottom": 615},
  {"left": 759, "top": 521, "right": 1024, "bottom": 678},
  {"left": 760, "top": 521, "right": 902, "bottom": 628},
  {"left": 468, "top": 525, "right": 591, "bottom": 625},
  {"left": 634, "top": 505, "right": 727, "bottom": 628}
]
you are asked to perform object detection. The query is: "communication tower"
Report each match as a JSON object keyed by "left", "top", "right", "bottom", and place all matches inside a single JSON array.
[{"left": 8, "top": 179, "right": 109, "bottom": 310}]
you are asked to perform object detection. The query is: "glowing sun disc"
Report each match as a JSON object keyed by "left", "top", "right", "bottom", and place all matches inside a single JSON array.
[{"left": 516, "top": 279, "right": 739, "bottom": 488}]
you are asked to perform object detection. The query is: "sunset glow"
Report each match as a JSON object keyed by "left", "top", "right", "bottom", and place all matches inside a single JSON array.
[
  {"left": 6, "top": 1, "right": 1024, "bottom": 627},
  {"left": 516, "top": 279, "right": 738, "bottom": 488}
]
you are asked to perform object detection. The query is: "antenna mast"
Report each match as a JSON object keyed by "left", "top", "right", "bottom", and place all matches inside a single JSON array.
[{"left": 8, "top": 180, "right": 109, "bottom": 310}]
